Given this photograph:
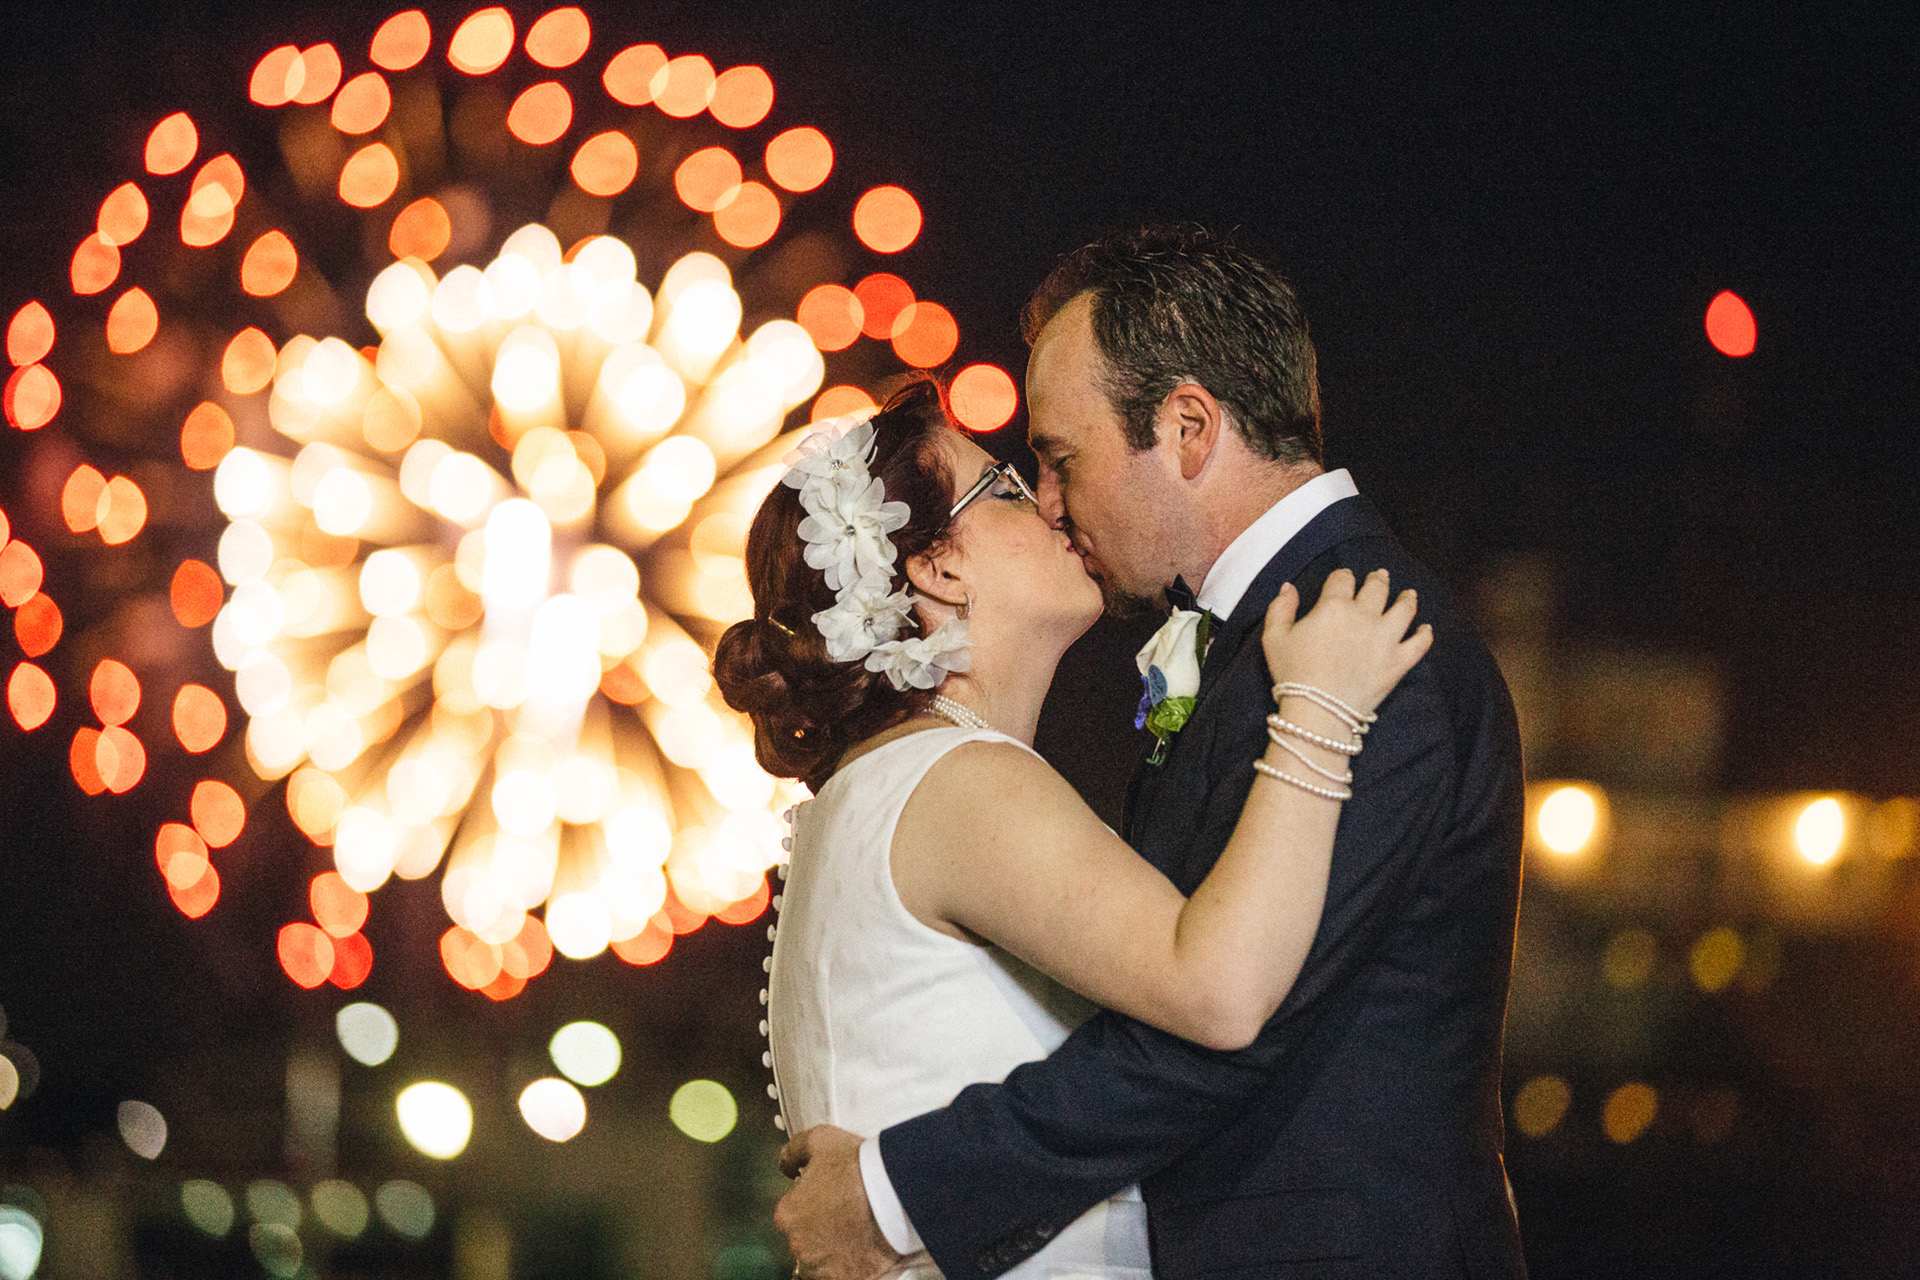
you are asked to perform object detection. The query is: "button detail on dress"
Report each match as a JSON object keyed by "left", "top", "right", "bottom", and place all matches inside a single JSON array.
[
  {"left": 767, "top": 925, "right": 778, "bottom": 941},
  {"left": 767, "top": 1083, "right": 780, "bottom": 1099},
  {"left": 774, "top": 1114, "right": 787, "bottom": 1130},
  {"left": 771, "top": 894, "right": 783, "bottom": 910},
  {"left": 762, "top": 956, "right": 773, "bottom": 972},
  {"left": 762, "top": 1051, "right": 773, "bottom": 1068},
  {"left": 759, "top": 1019, "right": 769, "bottom": 1036},
  {"left": 759, "top": 988, "right": 769, "bottom": 1005}
]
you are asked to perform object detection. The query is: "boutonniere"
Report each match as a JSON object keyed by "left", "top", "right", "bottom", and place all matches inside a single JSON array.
[{"left": 1135, "top": 608, "right": 1211, "bottom": 765}]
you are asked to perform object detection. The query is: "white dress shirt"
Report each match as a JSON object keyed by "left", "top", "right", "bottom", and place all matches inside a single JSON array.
[{"left": 859, "top": 468, "right": 1361, "bottom": 1255}]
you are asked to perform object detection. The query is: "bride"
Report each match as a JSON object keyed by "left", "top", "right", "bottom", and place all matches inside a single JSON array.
[{"left": 713, "top": 381, "right": 1429, "bottom": 1278}]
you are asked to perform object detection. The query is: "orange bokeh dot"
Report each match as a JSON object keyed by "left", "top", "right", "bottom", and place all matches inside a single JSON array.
[
  {"left": 4, "top": 365, "right": 61, "bottom": 430},
  {"left": 371, "top": 10, "right": 432, "bottom": 71},
  {"left": 526, "top": 7, "right": 591, "bottom": 67},
  {"left": 891, "top": 301, "right": 959, "bottom": 368},
  {"left": 854, "top": 273, "right": 914, "bottom": 339},
  {"left": 653, "top": 54, "right": 716, "bottom": 117},
  {"left": 602, "top": 43, "right": 666, "bottom": 106},
  {"left": 180, "top": 402, "right": 235, "bottom": 470},
  {"left": 14, "top": 594, "right": 61, "bottom": 658},
  {"left": 611, "top": 919, "right": 672, "bottom": 965},
  {"left": 7, "top": 302, "right": 54, "bottom": 367},
  {"left": 241, "top": 231, "right": 299, "bottom": 297},
  {"left": 155, "top": 823, "right": 209, "bottom": 888},
  {"left": 599, "top": 661, "right": 643, "bottom": 704},
  {"left": 191, "top": 779, "right": 246, "bottom": 848},
  {"left": 328, "top": 932, "right": 374, "bottom": 988},
  {"left": 1706, "top": 290, "right": 1756, "bottom": 357},
  {"left": 8, "top": 663, "right": 55, "bottom": 731},
  {"left": 95, "top": 726, "right": 146, "bottom": 794},
  {"left": 364, "top": 387, "right": 423, "bottom": 452},
  {"left": 98, "top": 477, "right": 146, "bottom": 546},
  {"left": 311, "top": 871, "right": 369, "bottom": 937},
  {"left": 144, "top": 112, "right": 198, "bottom": 176},
  {"left": 449, "top": 7, "right": 515, "bottom": 75},
  {"left": 70, "top": 727, "right": 105, "bottom": 793},
  {"left": 389, "top": 197, "right": 452, "bottom": 261},
  {"left": 97, "top": 183, "right": 149, "bottom": 248},
  {"left": 796, "top": 284, "right": 864, "bottom": 352},
  {"left": 291, "top": 45, "right": 343, "bottom": 106},
  {"left": 340, "top": 143, "right": 401, "bottom": 208},
  {"left": 71, "top": 234, "right": 120, "bottom": 295},
  {"left": 331, "top": 72, "right": 392, "bottom": 135},
  {"left": 249, "top": 45, "right": 302, "bottom": 107},
  {"left": 287, "top": 768, "right": 347, "bottom": 843},
  {"left": 62, "top": 464, "right": 106, "bottom": 533},
  {"left": 714, "top": 181, "right": 781, "bottom": 248},
  {"left": 507, "top": 82, "right": 573, "bottom": 145},
  {"left": 222, "top": 328, "right": 277, "bottom": 394},
  {"left": 170, "top": 560, "right": 224, "bottom": 627},
  {"left": 500, "top": 914, "right": 553, "bottom": 980},
  {"left": 90, "top": 659, "right": 140, "bottom": 726},
  {"left": 0, "top": 541, "right": 43, "bottom": 606},
  {"left": 675, "top": 146, "right": 742, "bottom": 213},
  {"left": 279, "top": 922, "right": 336, "bottom": 989},
  {"left": 172, "top": 684, "right": 227, "bottom": 752},
  {"left": 949, "top": 363, "right": 1019, "bottom": 432},
  {"left": 440, "top": 926, "right": 500, "bottom": 989},
  {"left": 812, "top": 384, "right": 877, "bottom": 422},
  {"left": 716, "top": 876, "right": 771, "bottom": 924},
  {"left": 0, "top": 506, "right": 8, "bottom": 543},
  {"left": 480, "top": 968, "right": 527, "bottom": 1001},
  {"left": 168, "top": 861, "right": 220, "bottom": 918},
  {"left": 661, "top": 888, "right": 707, "bottom": 935},
  {"left": 183, "top": 156, "right": 245, "bottom": 248},
  {"left": 105, "top": 288, "right": 159, "bottom": 355},
  {"left": 711, "top": 66, "right": 774, "bottom": 128},
  {"left": 854, "top": 185, "right": 922, "bottom": 254},
  {"left": 570, "top": 131, "right": 638, "bottom": 197},
  {"left": 766, "top": 127, "right": 833, "bottom": 193}
]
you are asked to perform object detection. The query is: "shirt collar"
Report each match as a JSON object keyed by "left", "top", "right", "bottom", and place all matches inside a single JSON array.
[{"left": 1196, "top": 469, "right": 1359, "bottom": 619}]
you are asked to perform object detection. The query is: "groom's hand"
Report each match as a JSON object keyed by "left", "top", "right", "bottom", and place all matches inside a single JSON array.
[{"left": 775, "top": 1125, "right": 902, "bottom": 1280}]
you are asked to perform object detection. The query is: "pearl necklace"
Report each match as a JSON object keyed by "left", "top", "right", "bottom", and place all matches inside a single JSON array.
[{"left": 932, "top": 694, "right": 993, "bottom": 732}]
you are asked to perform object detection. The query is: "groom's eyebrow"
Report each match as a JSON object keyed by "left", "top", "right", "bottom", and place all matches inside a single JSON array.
[{"left": 1027, "top": 431, "right": 1061, "bottom": 460}]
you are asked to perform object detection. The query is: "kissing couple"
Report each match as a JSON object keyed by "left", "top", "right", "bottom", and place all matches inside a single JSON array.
[{"left": 713, "top": 226, "right": 1529, "bottom": 1280}]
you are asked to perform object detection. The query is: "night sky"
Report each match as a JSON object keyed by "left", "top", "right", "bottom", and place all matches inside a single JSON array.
[{"left": 0, "top": 0, "right": 1915, "bottom": 1264}]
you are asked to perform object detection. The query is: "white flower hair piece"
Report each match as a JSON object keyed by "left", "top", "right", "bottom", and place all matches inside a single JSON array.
[{"left": 777, "top": 411, "right": 971, "bottom": 684}]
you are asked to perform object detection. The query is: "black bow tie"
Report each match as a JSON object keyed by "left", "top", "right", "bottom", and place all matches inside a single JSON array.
[{"left": 1164, "top": 575, "right": 1200, "bottom": 613}]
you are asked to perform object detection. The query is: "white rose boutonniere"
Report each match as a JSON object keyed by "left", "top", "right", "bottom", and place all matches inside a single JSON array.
[{"left": 1135, "top": 607, "right": 1211, "bottom": 763}]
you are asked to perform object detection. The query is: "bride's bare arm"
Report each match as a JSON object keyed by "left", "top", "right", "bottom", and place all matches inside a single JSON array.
[{"left": 891, "top": 568, "right": 1430, "bottom": 1052}]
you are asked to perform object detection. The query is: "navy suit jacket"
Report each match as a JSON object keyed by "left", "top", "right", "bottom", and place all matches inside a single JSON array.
[{"left": 880, "top": 496, "right": 1529, "bottom": 1279}]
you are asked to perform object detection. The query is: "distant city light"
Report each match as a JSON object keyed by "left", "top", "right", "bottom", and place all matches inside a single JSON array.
[
  {"left": 396, "top": 1081, "right": 473, "bottom": 1159},
  {"left": 180, "top": 1180, "right": 235, "bottom": 1237},
  {"left": 549, "top": 1021, "right": 622, "bottom": 1086},
  {"left": 1688, "top": 926, "right": 1745, "bottom": 993},
  {"left": 1535, "top": 784, "right": 1602, "bottom": 855},
  {"left": 116, "top": 1100, "right": 168, "bottom": 1159},
  {"left": 669, "top": 1079, "right": 738, "bottom": 1143},
  {"left": 1794, "top": 797, "right": 1846, "bottom": 865},
  {"left": 246, "top": 1180, "right": 302, "bottom": 1228},
  {"left": 310, "top": 1180, "right": 370, "bottom": 1238},
  {"left": 336, "top": 1001, "right": 399, "bottom": 1066},
  {"left": 1704, "top": 290, "right": 1756, "bottom": 357},
  {"left": 519, "top": 1077, "right": 588, "bottom": 1141}
]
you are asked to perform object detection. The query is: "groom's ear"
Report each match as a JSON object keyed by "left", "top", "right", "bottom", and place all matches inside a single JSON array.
[{"left": 1165, "top": 382, "right": 1224, "bottom": 482}]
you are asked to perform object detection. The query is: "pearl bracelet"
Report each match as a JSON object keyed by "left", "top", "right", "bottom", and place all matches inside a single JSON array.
[
  {"left": 1267, "top": 713, "right": 1363, "bottom": 756},
  {"left": 1253, "top": 757, "right": 1353, "bottom": 800},
  {"left": 1272, "top": 681, "right": 1374, "bottom": 735},
  {"left": 1267, "top": 727, "right": 1355, "bottom": 784}
]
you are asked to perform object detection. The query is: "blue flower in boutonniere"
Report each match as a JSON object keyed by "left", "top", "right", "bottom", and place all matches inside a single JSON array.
[{"left": 1135, "top": 608, "right": 1211, "bottom": 764}]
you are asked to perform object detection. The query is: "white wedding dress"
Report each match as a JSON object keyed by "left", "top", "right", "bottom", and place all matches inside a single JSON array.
[{"left": 767, "top": 725, "right": 1152, "bottom": 1279}]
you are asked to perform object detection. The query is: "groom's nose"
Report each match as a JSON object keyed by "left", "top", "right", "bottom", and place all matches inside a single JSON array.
[{"left": 1034, "top": 468, "right": 1067, "bottom": 529}]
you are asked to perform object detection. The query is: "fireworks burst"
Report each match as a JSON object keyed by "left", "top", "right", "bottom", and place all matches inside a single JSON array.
[{"left": 2, "top": 5, "right": 1021, "bottom": 999}]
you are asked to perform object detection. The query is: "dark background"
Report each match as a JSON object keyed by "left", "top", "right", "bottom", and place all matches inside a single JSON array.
[{"left": 1, "top": 2, "right": 1916, "bottom": 1276}]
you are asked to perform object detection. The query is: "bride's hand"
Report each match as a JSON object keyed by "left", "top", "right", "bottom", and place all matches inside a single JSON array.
[{"left": 1261, "top": 568, "right": 1432, "bottom": 719}]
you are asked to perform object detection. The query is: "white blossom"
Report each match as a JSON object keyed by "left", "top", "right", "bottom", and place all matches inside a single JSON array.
[
  {"left": 797, "top": 475, "right": 910, "bottom": 593},
  {"left": 812, "top": 575, "right": 914, "bottom": 662},
  {"left": 866, "top": 619, "right": 973, "bottom": 691}
]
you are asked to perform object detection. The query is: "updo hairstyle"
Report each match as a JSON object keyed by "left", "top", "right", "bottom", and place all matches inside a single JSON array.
[{"left": 712, "top": 381, "right": 957, "bottom": 792}]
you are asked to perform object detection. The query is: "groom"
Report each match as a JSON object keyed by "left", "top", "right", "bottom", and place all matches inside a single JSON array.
[{"left": 776, "top": 226, "right": 1528, "bottom": 1279}]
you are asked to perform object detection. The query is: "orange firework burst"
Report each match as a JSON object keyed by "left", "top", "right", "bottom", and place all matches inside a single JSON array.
[{"left": 3, "top": 6, "right": 1020, "bottom": 998}]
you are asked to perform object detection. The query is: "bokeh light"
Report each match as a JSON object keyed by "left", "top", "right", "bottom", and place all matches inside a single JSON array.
[
  {"left": 1688, "top": 926, "right": 1745, "bottom": 993},
  {"left": 181, "top": 1180, "right": 235, "bottom": 1237},
  {"left": 949, "top": 364, "right": 1018, "bottom": 431},
  {"left": 311, "top": 1181, "right": 370, "bottom": 1238},
  {"left": 1535, "top": 784, "right": 1602, "bottom": 855},
  {"left": 853, "top": 186, "right": 922, "bottom": 253},
  {"left": 337, "top": 1001, "right": 400, "bottom": 1066},
  {"left": 1513, "top": 1074, "right": 1572, "bottom": 1139},
  {"left": 374, "top": 1181, "right": 435, "bottom": 1239},
  {"left": 395, "top": 1081, "right": 473, "bottom": 1158},
  {"left": 1602, "top": 1082, "right": 1659, "bottom": 1144},
  {"left": 668, "top": 1078, "right": 738, "bottom": 1142},
  {"left": 116, "top": 1099, "right": 168, "bottom": 1159},
  {"left": 519, "top": 1077, "right": 587, "bottom": 1141},
  {"left": 1705, "top": 289, "right": 1756, "bottom": 357},
  {"left": 0, "top": 1208, "right": 43, "bottom": 1280},
  {"left": 1794, "top": 796, "right": 1845, "bottom": 865},
  {"left": 549, "top": 1020, "right": 621, "bottom": 1085}
]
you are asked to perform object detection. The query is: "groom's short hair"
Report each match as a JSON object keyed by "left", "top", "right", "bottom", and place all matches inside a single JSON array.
[{"left": 1022, "top": 225, "right": 1322, "bottom": 465}]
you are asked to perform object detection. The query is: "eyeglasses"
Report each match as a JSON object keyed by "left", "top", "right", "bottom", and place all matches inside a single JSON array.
[{"left": 950, "top": 460, "right": 1038, "bottom": 518}]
